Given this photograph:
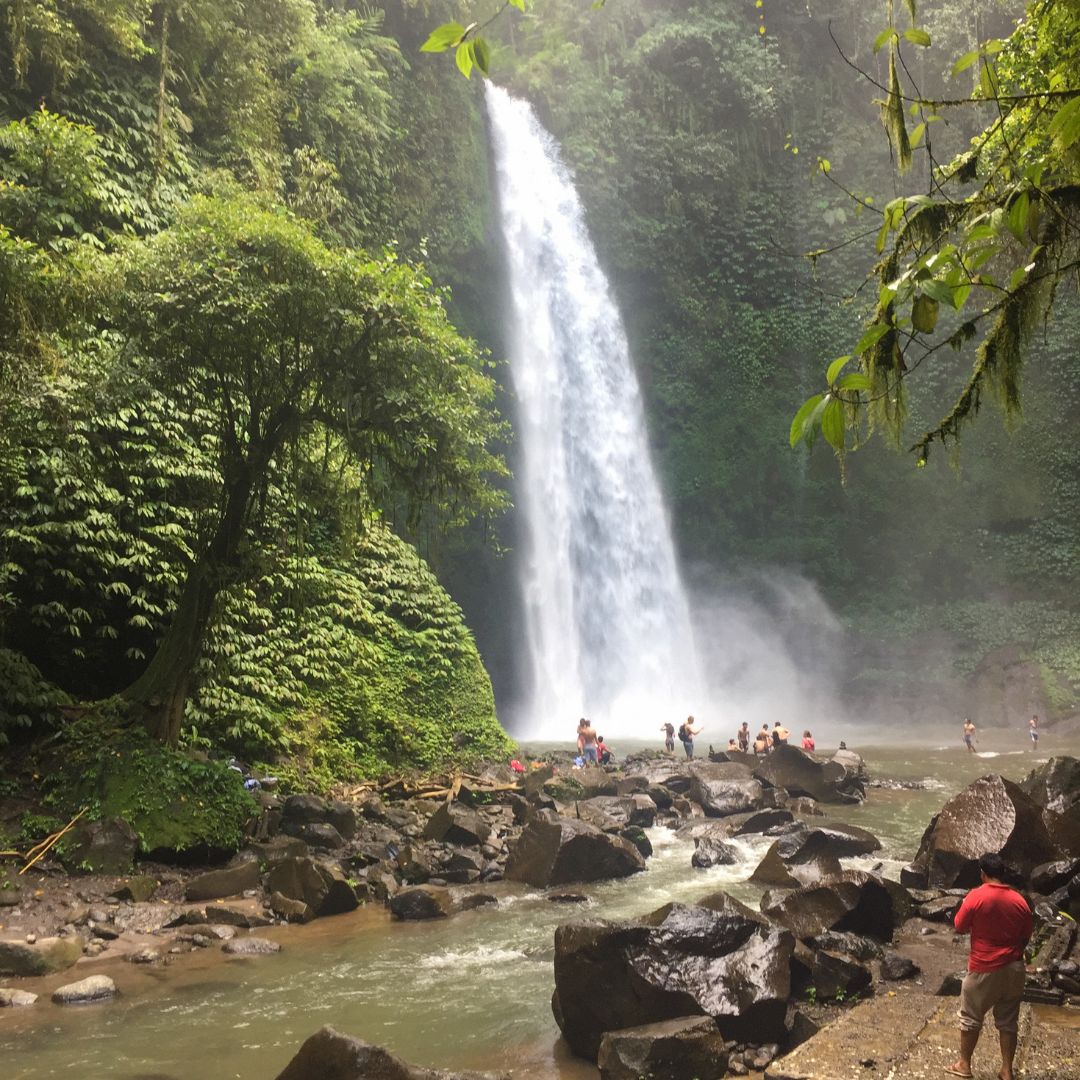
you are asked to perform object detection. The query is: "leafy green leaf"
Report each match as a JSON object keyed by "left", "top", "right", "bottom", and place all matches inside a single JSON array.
[
  {"left": 508, "top": 0, "right": 527, "bottom": 10},
  {"left": 910, "top": 122, "right": 926, "bottom": 148},
  {"left": 420, "top": 22, "right": 465, "bottom": 54},
  {"left": 911, "top": 293, "right": 939, "bottom": 333},
  {"left": 952, "top": 50, "right": 980, "bottom": 76},
  {"left": 873, "top": 27, "right": 898, "bottom": 54},
  {"left": 789, "top": 394, "right": 824, "bottom": 448},
  {"left": 903, "top": 28, "right": 931, "bottom": 47},
  {"left": 1006, "top": 192, "right": 1030, "bottom": 240},
  {"left": 472, "top": 37, "right": 491, "bottom": 76},
  {"left": 1047, "top": 96, "right": 1080, "bottom": 151},
  {"left": 838, "top": 373, "right": 872, "bottom": 392},
  {"left": 854, "top": 323, "right": 891, "bottom": 354},
  {"left": 821, "top": 397, "right": 844, "bottom": 451},
  {"left": 826, "top": 355, "right": 852, "bottom": 384},
  {"left": 455, "top": 41, "right": 474, "bottom": 79}
]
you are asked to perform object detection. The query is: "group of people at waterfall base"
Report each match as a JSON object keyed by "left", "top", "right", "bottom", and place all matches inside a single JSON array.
[
  {"left": 658, "top": 718, "right": 815, "bottom": 760},
  {"left": 961, "top": 714, "right": 1041, "bottom": 752},
  {"left": 574, "top": 718, "right": 612, "bottom": 766}
]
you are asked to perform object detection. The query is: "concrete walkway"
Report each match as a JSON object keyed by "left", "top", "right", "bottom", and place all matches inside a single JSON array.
[{"left": 766, "top": 992, "right": 1079, "bottom": 1080}]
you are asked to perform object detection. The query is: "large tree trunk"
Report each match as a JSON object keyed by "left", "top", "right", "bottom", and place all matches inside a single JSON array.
[{"left": 122, "top": 455, "right": 261, "bottom": 745}]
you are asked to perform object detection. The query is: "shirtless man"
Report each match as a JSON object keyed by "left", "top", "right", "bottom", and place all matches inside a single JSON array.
[
  {"left": 580, "top": 721, "right": 599, "bottom": 766},
  {"left": 963, "top": 718, "right": 977, "bottom": 753},
  {"left": 1028, "top": 714, "right": 1039, "bottom": 750},
  {"left": 737, "top": 721, "right": 750, "bottom": 753}
]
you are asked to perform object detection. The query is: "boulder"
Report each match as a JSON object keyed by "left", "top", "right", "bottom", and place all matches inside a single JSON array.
[
  {"left": 59, "top": 817, "right": 138, "bottom": 874},
  {"left": 185, "top": 861, "right": 260, "bottom": 902},
  {"left": 266, "top": 857, "right": 358, "bottom": 920},
  {"left": 0, "top": 988, "right": 37, "bottom": 1007},
  {"left": 806, "top": 931, "right": 883, "bottom": 962},
  {"left": 880, "top": 951, "right": 920, "bottom": 981},
  {"left": 275, "top": 1026, "right": 508, "bottom": 1080},
  {"left": 748, "top": 842, "right": 842, "bottom": 889},
  {"left": 1030, "top": 858, "right": 1080, "bottom": 895},
  {"left": 325, "top": 800, "right": 358, "bottom": 840},
  {"left": 616, "top": 776, "right": 650, "bottom": 796},
  {"left": 288, "top": 822, "right": 346, "bottom": 849},
  {"left": 597, "top": 1015, "right": 729, "bottom": 1080},
  {"left": 504, "top": 811, "right": 645, "bottom": 887},
  {"left": 423, "top": 803, "right": 491, "bottom": 847},
  {"left": 687, "top": 762, "right": 765, "bottom": 818},
  {"left": 0, "top": 935, "right": 83, "bottom": 977},
  {"left": 271, "top": 891, "right": 312, "bottom": 922},
  {"left": 244, "top": 836, "right": 311, "bottom": 867},
  {"left": 692, "top": 837, "right": 739, "bottom": 869},
  {"left": 389, "top": 886, "right": 452, "bottom": 921},
  {"left": 1021, "top": 757, "right": 1080, "bottom": 814},
  {"left": 282, "top": 794, "right": 329, "bottom": 825},
  {"left": 52, "top": 975, "right": 117, "bottom": 1004},
  {"left": 620, "top": 827, "right": 653, "bottom": 859},
  {"left": 110, "top": 875, "right": 158, "bottom": 903},
  {"left": 222, "top": 936, "right": 282, "bottom": 955},
  {"left": 441, "top": 848, "right": 485, "bottom": 884},
  {"left": 733, "top": 809, "right": 794, "bottom": 836},
  {"left": 552, "top": 900, "right": 794, "bottom": 1059},
  {"left": 577, "top": 795, "right": 657, "bottom": 830},
  {"left": 809, "top": 950, "right": 872, "bottom": 999},
  {"left": 910, "top": 775, "right": 1061, "bottom": 888},
  {"left": 752, "top": 746, "right": 865, "bottom": 804},
  {"left": 761, "top": 871, "right": 912, "bottom": 942}
]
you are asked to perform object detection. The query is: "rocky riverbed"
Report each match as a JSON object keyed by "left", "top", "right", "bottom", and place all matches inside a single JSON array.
[{"left": 2, "top": 747, "right": 1080, "bottom": 1079}]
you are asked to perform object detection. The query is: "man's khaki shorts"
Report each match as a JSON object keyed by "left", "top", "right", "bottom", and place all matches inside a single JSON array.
[{"left": 958, "top": 960, "right": 1026, "bottom": 1034}]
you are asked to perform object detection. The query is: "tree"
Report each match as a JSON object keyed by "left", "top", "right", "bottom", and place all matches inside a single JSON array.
[
  {"left": 113, "top": 193, "right": 507, "bottom": 744},
  {"left": 790, "top": 0, "right": 1080, "bottom": 465}
]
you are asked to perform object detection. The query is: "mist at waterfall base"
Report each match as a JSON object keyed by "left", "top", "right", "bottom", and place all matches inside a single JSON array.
[{"left": 485, "top": 83, "right": 851, "bottom": 745}]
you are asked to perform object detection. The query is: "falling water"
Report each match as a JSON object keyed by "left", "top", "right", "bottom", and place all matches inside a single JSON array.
[{"left": 486, "top": 84, "right": 704, "bottom": 739}]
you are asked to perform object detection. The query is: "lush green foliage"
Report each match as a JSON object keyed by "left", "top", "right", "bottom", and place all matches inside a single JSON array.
[{"left": 0, "top": 2, "right": 512, "bottom": 788}]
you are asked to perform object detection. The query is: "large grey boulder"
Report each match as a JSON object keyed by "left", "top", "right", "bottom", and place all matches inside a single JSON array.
[
  {"left": 52, "top": 975, "right": 117, "bottom": 1004},
  {"left": 266, "top": 857, "right": 359, "bottom": 922},
  {"left": 222, "top": 936, "right": 281, "bottom": 955},
  {"left": 910, "top": 775, "right": 1063, "bottom": 888},
  {"left": 576, "top": 795, "right": 657, "bottom": 830},
  {"left": 185, "top": 860, "right": 260, "bottom": 902},
  {"left": 0, "top": 988, "right": 37, "bottom": 1007},
  {"left": 692, "top": 836, "right": 740, "bottom": 869},
  {"left": 423, "top": 803, "right": 491, "bottom": 847},
  {"left": 761, "top": 870, "right": 912, "bottom": 942},
  {"left": 748, "top": 842, "right": 842, "bottom": 889},
  {"left": 552, "top": 898, "right": 794, "bottom": 1059},
  {"left": 0, "top": 935, "right": 83, "bottom": 977},
  {"left": 687, "top": 761, "right": 765, "bottom": 818},
  {"left": 275, "top": 1026, "right": 508, "bottom": 1080},
  {"left": 60, "top": 817, "right": 138, "bottom": 874},
  {"left": 504, "top": 811, "right": 645, "bottom": 887},
  {"left": 752, "top": 746, "right": 865, "bottom": 804},
  {"left": 597, "top": 1016, "right": 729, "bottom": 1080},
  {"left": 389, "top": 885, "right": 453, "bottom": 921},
  {"left": 1020, "top": 757, "right": 1080, "bottom": 815}
]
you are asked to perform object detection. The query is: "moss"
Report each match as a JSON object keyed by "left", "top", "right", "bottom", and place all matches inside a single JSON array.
[{"left": 543, "top": 776, "right": 587, "bottom": 802}]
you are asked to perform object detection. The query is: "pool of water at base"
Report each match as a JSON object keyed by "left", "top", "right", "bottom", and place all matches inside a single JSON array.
[{"left": 0, "top": 736, "right": 1056, "bottom": 1080}]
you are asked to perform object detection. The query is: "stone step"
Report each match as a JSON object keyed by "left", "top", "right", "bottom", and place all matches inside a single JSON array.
[{"left": 765, "top": 991, "right": 1077, "bottom": 1080}]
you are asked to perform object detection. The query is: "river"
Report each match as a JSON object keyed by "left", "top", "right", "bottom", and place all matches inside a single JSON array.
[{"left": 1, "top": 736, "right": 1054, "bottom": 1079}]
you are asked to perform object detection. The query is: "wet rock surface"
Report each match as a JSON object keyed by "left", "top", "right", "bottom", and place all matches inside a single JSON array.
[
  {"left": 552, "top": 896, "right": 794, "bottom": 1059},
  {"left": 504, "top": 811, "right": 645, "bottom": 887},
  {"left": 275, "top": 1025, "right": 509, "bottom": 1080},
  {"left": 910, "top": 775, "right": 1062, "bottom": 888},
  {"left": 52, "top": 974, "right": 117, "bottom": 1004},
  {"left": 597, "top": 1015, "right": 729, "bottom": 1080}
]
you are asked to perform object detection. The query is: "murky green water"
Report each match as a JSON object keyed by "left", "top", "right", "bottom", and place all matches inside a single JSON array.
[{"left": 1, "top": 736, "right": 1052, "bottom": 1079}]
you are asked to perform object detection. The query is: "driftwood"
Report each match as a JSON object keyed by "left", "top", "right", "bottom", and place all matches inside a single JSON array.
[
  {"left": 417, "top": 782, "right": 522, "bottom": 800},
  {"left": 6, "top": 807, "right": 89, "bottom": 874}
]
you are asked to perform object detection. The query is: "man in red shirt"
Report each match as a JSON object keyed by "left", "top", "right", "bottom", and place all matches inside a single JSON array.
[{"left": 946, "top": 852, "right": 1032, "bottom": 1079}]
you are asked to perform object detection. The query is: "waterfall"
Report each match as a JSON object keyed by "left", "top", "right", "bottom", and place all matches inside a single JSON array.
[{"left": 486, "top": 84, "right": 704, "bottom": 740}]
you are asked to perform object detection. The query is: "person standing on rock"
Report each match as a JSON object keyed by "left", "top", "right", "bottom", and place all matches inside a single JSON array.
[
  {"left": 661, "top": 721, "right": 676, "bottom": 752},
  {"left": 753, "top": 724, "right": 771, "bottom": 755},
  {"left": 737, "top": 721, "right": 750, "bottom": 752},
  {"left": 946, "top": 852, "right": 1032, "bottom": 1080},
  {"left": 678, "top": 716, "right": 702, "bottom": 759},
  {"left": 962, "top": 717, "right": 977, "bottom": 753},
  {"left": 801, "top": 729, "right": 815, "bottom": 752},
  {"left": 1028, "top": 714, "right": 1039, "bottom": 750},
  {"left": 580, "top": 721, "right": 599, "bottom": 766}
]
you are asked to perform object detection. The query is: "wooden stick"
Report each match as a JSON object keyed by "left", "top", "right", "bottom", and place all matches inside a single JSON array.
[
  {"left": 446, "top": 775, "right": 462, "bottom": 804},
  {"left": 19, "top": 807, "right": 88, "bottom": 875}
]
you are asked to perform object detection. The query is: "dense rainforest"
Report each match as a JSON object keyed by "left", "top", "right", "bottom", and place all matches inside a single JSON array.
[{"left": 0, "top": 0, "right": 1077, "bottom": 854}]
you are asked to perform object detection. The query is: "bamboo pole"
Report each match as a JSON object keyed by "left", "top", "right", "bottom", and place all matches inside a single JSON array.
[{"left": 19, "top": 807, "right": 88, "bottom": 875}]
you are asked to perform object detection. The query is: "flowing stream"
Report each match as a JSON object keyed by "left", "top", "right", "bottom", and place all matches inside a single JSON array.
[
  {"left": 486, "top": 85, "right": 703, "bottom": 739},
  {"left": 1, "top": 740, "right": 1050, "bottom": 1080}
]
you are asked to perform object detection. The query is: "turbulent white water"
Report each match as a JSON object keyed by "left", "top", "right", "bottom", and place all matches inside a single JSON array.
[{"left": 486, "top": 84, "right": 703, "bottom": 739}]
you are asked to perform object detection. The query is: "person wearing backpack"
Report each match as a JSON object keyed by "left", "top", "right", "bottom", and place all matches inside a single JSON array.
[{"left": 677, "top": 716, "right": 703, "bottom": 759}]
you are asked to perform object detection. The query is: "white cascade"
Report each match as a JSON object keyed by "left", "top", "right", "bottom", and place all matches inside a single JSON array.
[{"left": 486, "top": 84, "right": 704, "bottom": 739}]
